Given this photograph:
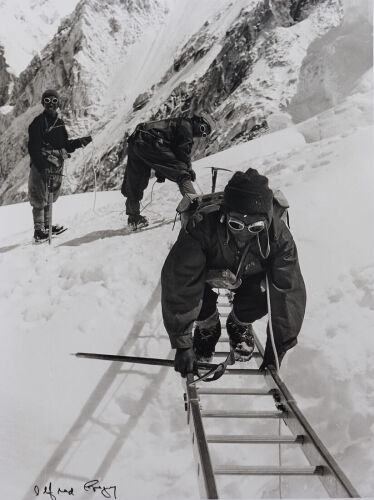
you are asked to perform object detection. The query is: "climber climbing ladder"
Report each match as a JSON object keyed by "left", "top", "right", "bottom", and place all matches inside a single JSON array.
[{"left": 184, "top": 291, "right": 360, "bottom": 499}]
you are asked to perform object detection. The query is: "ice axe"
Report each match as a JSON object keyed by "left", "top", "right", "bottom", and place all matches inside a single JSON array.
[
  {"left": 75, "top": 351, "right": 235, "bottom": 384},
  {"left": 206, "top": 167, "right": 232, "bottom": 193}
]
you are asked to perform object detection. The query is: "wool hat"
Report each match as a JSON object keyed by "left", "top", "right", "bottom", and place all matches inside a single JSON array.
[
  {"left": 41, "top": 89, "right": 60, "bottom": 102},
  {"left": 223, "top": 169, "right": 273, "bottom": 219}
]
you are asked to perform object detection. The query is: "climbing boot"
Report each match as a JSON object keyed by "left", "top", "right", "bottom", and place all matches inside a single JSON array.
[
  {"left": 128, "top": 214, "right": 148, "bottom": 230},
  {"left": 193, "top": 311, "right": 221, "bottom": 363},
  {"left": 45, "top": 224, "right": 66, "bottom": 235},
  {"left": 226, "top": 311, "right": 255, "bottom": 361},
  {"left": 34, "top": 229, "right": 49, "bottom": 244}
]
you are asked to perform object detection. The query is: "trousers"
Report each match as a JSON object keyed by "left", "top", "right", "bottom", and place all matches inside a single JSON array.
[
  {"left": 121, "top": 139, "right": 196, "bottom": 215},
  {"left": 197, "top": 273, "right": 267, "bottom": 324},
  {"left": 28, "top": 164, "right": 61, "bottom": 230}
]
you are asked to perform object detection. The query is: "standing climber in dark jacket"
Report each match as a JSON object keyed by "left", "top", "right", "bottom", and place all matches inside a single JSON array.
[
  {"left": 28, "top": 89, "right": 92, "bottom": 243},
  {"left": 161, "top": 169, "right": 306, "bottom": 376},
  {"left": 121, "top": 111, "right": 215, "bottom": 229}
]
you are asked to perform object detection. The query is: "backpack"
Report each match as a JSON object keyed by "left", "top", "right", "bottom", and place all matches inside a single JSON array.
[
  {"left": 176, "top": 189, "right": 290, "bottom": 229},
  {"left": 176, "top": 191, "right": 224, "bottom": 229},
  {"left": 273, "top": 189, "right": 290, "bottom": 228}
]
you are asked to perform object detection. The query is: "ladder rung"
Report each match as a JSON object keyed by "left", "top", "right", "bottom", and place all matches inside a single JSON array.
[
  {"left": 207, "top": 434, "right": 303, "bottom": 444},
  {"left": 214, "top": 465, "right": 323, "bottom": 476},
  {"left": 214, "top": 351, "right": 261, "bottom": 359},
  {"left": 225, "top": 368, "right": 261, "bottom": 375},
  {"left": 201, "top": 410, "right": 286, "bottom": 419},
  {"left": 197, "top": 387, "right": 271, "bottom": 395}
]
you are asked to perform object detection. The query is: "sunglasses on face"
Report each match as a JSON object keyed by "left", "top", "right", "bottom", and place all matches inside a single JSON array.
[
  {"left": 43, "top": 97, "right": 59, "bottom": 105},
  {"left": 227, "top": 217, "right": 266, "bottom": 233}
]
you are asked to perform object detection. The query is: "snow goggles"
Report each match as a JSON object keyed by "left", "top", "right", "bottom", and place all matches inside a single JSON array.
[
  {"left": 227, "top": 218, "right": 265, "bottom": 233},
  {"left": 43, "top": 97, "right": 59, "bottom": 104},
  {"left": 200, "top": 120, "right": 211, "bottom": 137}
]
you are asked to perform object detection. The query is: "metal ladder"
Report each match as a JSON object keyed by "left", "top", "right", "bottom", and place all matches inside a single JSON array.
[{"left": 184, "top": 292, "right": 360, "bottom": 499}]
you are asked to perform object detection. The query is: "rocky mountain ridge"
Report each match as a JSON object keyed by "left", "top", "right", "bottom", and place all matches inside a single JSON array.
[
  {"left": 0, "top": 45, "right": 13, "bottom": 107},
  {"left": 0, "top": 0, "right": 369, "bottom": 206}
]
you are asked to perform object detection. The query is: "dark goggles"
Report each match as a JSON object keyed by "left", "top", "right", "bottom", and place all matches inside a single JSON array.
[
  {"left": 43, "top": 97, "right": 59, "bottom": 104},
  {"left": 227, "top": 217, "right": 265, "bottom": 234},
  {"left": 200, "top": 120, "right": 211, "bottom": 137}
]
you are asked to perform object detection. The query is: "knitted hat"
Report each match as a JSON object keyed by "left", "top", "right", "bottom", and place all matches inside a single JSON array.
[
  {"left": 223, "top": 169, "right": 273, "bottom": 219},
  {"left": 41, "top": 89, "right": 59, "bottom": 102}
]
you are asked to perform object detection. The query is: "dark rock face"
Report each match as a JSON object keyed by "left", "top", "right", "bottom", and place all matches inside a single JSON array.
[
  {"left": 133, "top": 91, "right": 152, "bottom": 111},
  {"left": 9, "top": 17, "right": 83, "bottom": 119},
  {"left": 148, "top": 0, "right": 276, "bottom": 160},
  {"left": 0, "top": 45, "right": 13, "bottom": 106}
]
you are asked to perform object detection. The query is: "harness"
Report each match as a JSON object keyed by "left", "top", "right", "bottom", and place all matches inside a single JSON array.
[
  {"left": 128, "top": 117, "right": 184, "bottom": 146},
  {"left": 41, "top": 116, "right": 69, "bottom": 192}
]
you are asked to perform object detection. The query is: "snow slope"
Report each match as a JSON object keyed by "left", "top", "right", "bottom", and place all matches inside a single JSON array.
[
  {"left": 0, "top": 69, "right": 373, "bottom": 498},
  {"left": 0, "top": 0, "right": 80, "bottom": 75}
]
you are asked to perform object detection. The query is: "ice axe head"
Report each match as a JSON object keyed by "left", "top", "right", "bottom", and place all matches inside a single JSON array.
[{"left": 205, "top": 166, "right": 232, "bottom": 193}]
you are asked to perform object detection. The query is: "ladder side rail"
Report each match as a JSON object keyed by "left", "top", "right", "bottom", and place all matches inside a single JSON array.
[
  {"left": 253, "top": 334, "right": 360, "bottom": 498},
  {"left": 186, "top": 374, "right": 219, "bottom": 499}
]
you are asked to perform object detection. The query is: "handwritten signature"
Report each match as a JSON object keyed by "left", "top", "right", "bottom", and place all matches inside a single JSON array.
[{"left": 34, "top": 480, "right": 117, "bottom": 499}]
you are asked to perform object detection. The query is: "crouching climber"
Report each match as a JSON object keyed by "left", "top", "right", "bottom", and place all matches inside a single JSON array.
[{"left": 121, "top": 112, "right": 215, "bottom": 229}]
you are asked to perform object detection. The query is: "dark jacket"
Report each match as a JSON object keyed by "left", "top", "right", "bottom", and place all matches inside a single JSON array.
[
  {"left": 28, "top": 112, "right": 82, "bottom": 173},
  {"left": 132, "top": 117, "right": 194, "bottom": 168},
  {"left": 161, "top": 203, "right": 306, "bottom": 354}
]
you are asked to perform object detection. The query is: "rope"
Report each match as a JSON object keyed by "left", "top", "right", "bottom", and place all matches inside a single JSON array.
[
  {"left": 139, "top": 178, "right": 158, "bottom": 215},
  {"left": 265, "top": 273, "right": 282, "bottom": 496},
  {"left": 265, "top": 273, "right": 280, "bottom": 373},
  {"left": 278, "top": 418, "right": 282, "bottom": 498}
]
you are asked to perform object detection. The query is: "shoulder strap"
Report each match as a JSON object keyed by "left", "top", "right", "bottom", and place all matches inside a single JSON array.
[{"left": 273, "top": 189, "right": 290, "bottom": 228}]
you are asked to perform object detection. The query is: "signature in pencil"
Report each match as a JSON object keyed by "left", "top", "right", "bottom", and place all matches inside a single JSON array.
[
  {"left": 34, "top": 479, "right": 117, "bottom": 499},
  {"left": 84, "top": 480, "right": 117, "bottom": 498}
]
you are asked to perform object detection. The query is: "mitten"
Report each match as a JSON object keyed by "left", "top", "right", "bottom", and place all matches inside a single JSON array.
[{"left": 174, "top": 347, "right": 196, "bottom": 377}]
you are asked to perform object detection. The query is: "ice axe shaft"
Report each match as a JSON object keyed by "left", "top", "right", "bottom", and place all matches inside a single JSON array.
[
  {"left": 48, "top": 179, "right": 53, "bottom": 245},
  {"left": 209, "top": 167, "right": 232, "bottom": 193},
  {"left": 75, "top": 352, "right": 219, "bottom": 371}
]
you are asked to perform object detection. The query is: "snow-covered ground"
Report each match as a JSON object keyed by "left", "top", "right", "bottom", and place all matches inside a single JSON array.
[{"left": 1, "top": 65, "right": 373, "bottom": 498}]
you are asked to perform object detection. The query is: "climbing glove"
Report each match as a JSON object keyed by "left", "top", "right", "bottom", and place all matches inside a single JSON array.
[
  {"left": 189, "top": 169, "right": 196, "bottom": 182},
  {"left": 174, "top": 347, "right": 196, "bottom": 377}
]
